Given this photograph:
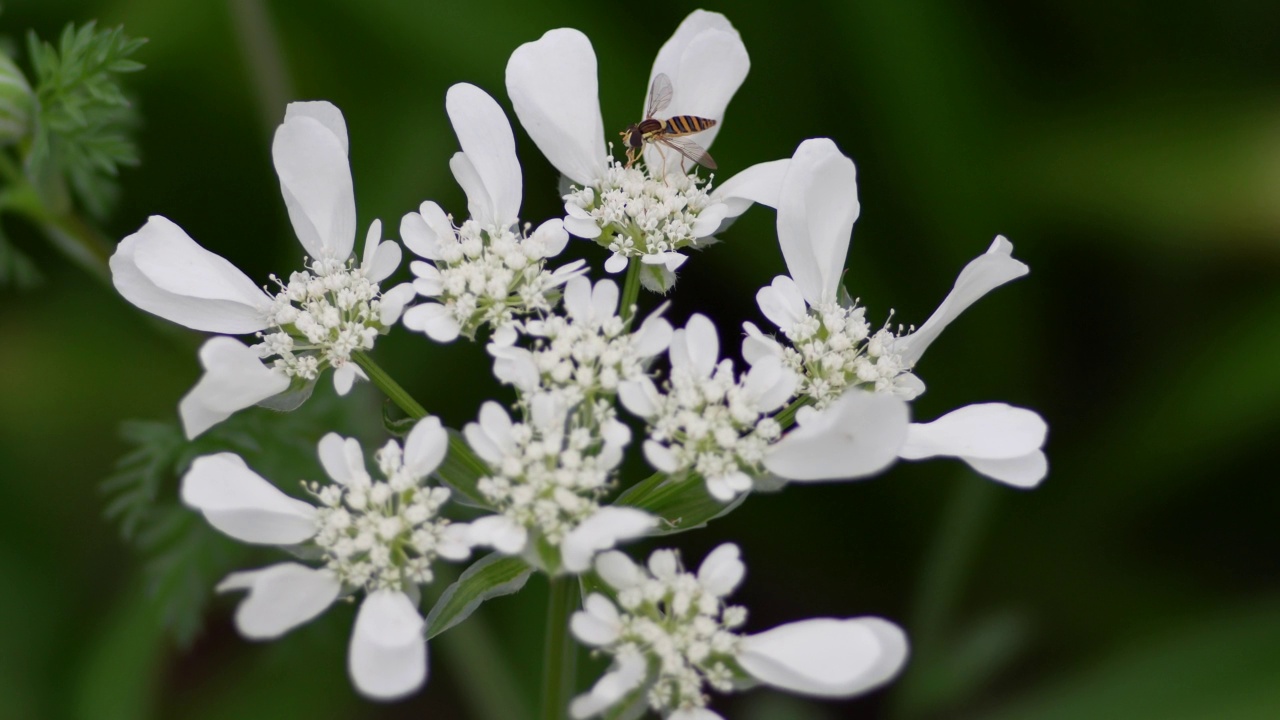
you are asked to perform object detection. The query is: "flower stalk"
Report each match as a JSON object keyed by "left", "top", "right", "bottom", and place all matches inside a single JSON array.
[{"left": 541, "top": 575, "right": 579, "bottom": 720}]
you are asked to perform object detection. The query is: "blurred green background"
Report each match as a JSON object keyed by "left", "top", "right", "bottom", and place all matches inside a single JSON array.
[{"left": 2, "top": 1, "right": 1279, "bottom": 719}]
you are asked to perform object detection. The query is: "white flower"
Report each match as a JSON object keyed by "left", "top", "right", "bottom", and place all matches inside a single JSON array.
[
  {"left": 764, "top": 389, "right": 910, "bottom": 482},
  {"left": 111, "top": 101, "right": 410, "bottom": 437},
  {"left": 570, "top": 545, "right": 908, "bottom": 718},
  {"left": 180, "top": 416, "right": 468, "bottom": 700},
  {"left": 620, "top": 314, "right": 795, "bottom": 501},
  {"left": 463, "top": 396, "right": 656, "bottom": 573},
  {"left": 401, "top": 83, "right": 585, "bottom": 342},
  {"left": 505, "top": 11, "right": 789, "bottom": 291},
  {"left": 898, "top": 403, "right": 1048, "bottom": 488}
]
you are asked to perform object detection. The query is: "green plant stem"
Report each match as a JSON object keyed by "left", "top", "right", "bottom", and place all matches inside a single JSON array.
[
  {"left": 890, "top": 477, "right": 997, "bottom": 719},
  {"left": 352, "top": 351, "right": 427, "bottom": 419},
  {"left": 540, "top": 575, "right": 579, "bottom": 720},
  {"left": 618, "top": 258, "right": 642, "bottom": 323}
]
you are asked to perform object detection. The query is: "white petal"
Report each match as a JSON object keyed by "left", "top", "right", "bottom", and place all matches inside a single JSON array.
[
  {"left": 181, "top": 453, "right": 317, "bottom": 544},
  {"left": 284, "top": 101, "right": 348, "bottom": 154},
  {"left": 672, "top": 314, "right": 719, "bottom": 379},
  {"left": 364, "top": 240, "right": 402, "bottom": 284},
  {"left": 744, "top": 354, "right": 796, "bottom": 412},
  {"left": 561, "top": 507, "right": 657, "bottom": 573},
  {"left": 447, "top": 83, "right": 522, "bottom": 229},
  {"left": 741, "top": 321, "right": 784, "bottom": 366},
  {"left": 506, "top": 28, "right": 607, "bottom": 186},
  {"left": 379, "top": 282, "right": 417, "bottom": 325},
  {"left": 765, "top": 390, "right": 909, "bottom": 482},
  {"left": 603, "top": 253, "right": 628, "bottom": 273},
  {"left": 595, "top": 550, "right": 643, "bottom": 591},
  {"left": 332, "top": 364, "right": 357, "bottom": 396},
  {"left": 618, "top": 378, "right": 659, "bottom": 418},
  {"left": 756, "top": 275, "right": 808, "bottom": 332},
  {"left": 964, "top": 450, "right": 1048, "bottom": 489},
  {"left": 570, "top": 593, "right": 621, "bottom": 646},
  {"left": 739, "top": 617, "right": 908, "bottom": 698},
  {"left": 532, "top": 218, "right": 570, "bottom": 257},
  {"left": 713, "top": 158, "right": 790, "bottom": 217},
  {"left": 899, "top": 404, "right": 1047, "bottom": 460},
  {"left": 273, "top": 112, "right": 356, "bottom": 260},
  {"left": 404, "top": 415, "right": 448, "bottom": 477},
  {"left": 466, "top": 514, "right": 529, "bottom": 555},
  {"left": 361, "top": 219, "right": 383, "bottom": 269},
  {"left": 318, "top": 433, "right": 367, "bottom": 486},
  {"left": 643, "top": 440, "right": 680, "bottom": 474},
  {"left": 216, "top": 562, "right": 339, "bottom": 639},
  {"left": 690, "top": 202, "right": 728, "bottom": 238},
  {"left": 563, "top": 275, "right": 593, "bottom": 320},
  {"left": 697, "top": 543, "right": 744, "bottom": 597},
  {"left": 591, "top": 278, "right": 620, "bottom": 319},
  {"left": 348, "top": 590, "right": 428, "bottom": 701},
  {"left": 111, "top": 216, "right": 273, "bottom": 333},
  {"left": 449, "top": 151, "right": 493, "bottom": 227},
  {"left": 569, "top": 648, "right": 648, "bottom": 719},
  {"left": 642, "top": 10, "right": 749, "bottom": 171},
  {"left": 178, "top": 337, "right": 291, "bottom": 439},
  {"left": 777, "top": 138, "right": 859, "bottom": 307},
  {"left": 894, "top": 236, "right": 1029, "bottom": 366},
  {"left": 403, "top": 302, "right": 461, "bottom": 343},
  {"left": 400, "top": 208, "right": 445, "bottom": 261},
  {"left": 632, "top": 313, "right": 673, "bottom": 358}
]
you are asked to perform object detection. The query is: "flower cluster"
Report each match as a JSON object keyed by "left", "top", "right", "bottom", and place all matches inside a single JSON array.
[
  {"left": 622, "top": 314, "right": 795, "bottom": 501},
  {"left": 106, "top": 7, "right": 1051, "bottom": 711},
  {"left": 564, "top": 157, "right": 724, "bottom": 291},
  {"left": 306, "top": 428, "right": 468, "bottom": 591},
  {"left": 180, "top": 416, "right": 466, "bottom": 700},
  {"left": 258, "top": 221, "right": 411, "bottom": 390},
  {"left": 571, "top": 545, "right": 907, "bottom": 719},
  {"left": 466, "top": 276, "right": 671, "bottom": 572}
]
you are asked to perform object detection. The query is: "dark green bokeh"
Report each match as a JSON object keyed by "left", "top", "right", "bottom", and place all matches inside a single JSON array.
[{"left": 2, "top": 1, "right": 1278, "bottom": 719}]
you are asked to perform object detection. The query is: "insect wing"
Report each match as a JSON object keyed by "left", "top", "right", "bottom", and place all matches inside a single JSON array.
[
  {"left": 646, "top": 73, "right": 674, "bottom": 118},
  {"left": 656, "top": 135, "right": 717, "bottom": 170}
]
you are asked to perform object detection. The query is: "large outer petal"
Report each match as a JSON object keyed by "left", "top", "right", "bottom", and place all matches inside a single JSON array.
[
  {"left": 111, "top": 216, "right": 272, "bottom": 333},
  {"left": 712, "top": 158, "right": 789, "bottom": 219},
  {"left": 764, "top": 390, "right": 908, "bottom": 482},
  {"left": 216, "top": 562, "right": 339, "bottom": 639},
  {"left": 178, "top": 337, "right": 291, "bottom": 439},
  {"left": 739, "top": 617, "right": 908, "bottom": 697},
  {"left": 898, "top": 404, "right": 1047, "bottom": 460},
  {"left": 348, "top": 590, "right": 428, "bottom": 701},
  {"left": 777, "top": 138, "right": 859, "bottom": 307},
  {"left": 446, "top": 83, "right": 522, "bottom": 229},
  {"left": 893, "top": 236, "right": 1028, "bottom": 367},
  {"left": 506, "top": 29, "right": 607, "bottom": 187},
  {"left": 181, "top": 452, "right": 317, "bottom": 544},
  {"left": 273, "top": 109, "right": 356, "bottom": 260},
  {"left": 643, "top": 10, "right": 750, "bottom": 171}
]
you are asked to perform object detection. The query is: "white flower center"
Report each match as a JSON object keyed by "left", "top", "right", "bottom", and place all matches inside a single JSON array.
[
  {"left": 603, "top": 553, "right": 746, "bottom": 714},
  {"left": 644, "top": 360, "right": 782, "bottom": 492},
  {"left": 476, "top": 398, "right": 620, "bottom": 546},
  {"left": 257, "top": 255, "right": 387, "bottom": 380},
  {"left": 307, "top": 440, "right": 454, "bottom": 592},
  {"left": 565, "top": 159, "right": 715, "bottom": 259},
  {"left": 781, "top": 301, "right": 913, "bottom": 407},
  {"left": 422, "top": 218, "right": 569, "bottom": 339}
]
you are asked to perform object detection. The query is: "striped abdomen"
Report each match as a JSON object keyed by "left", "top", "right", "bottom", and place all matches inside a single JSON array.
[{"left": 656, "top": 115, "right": 716, "bottom": 136}]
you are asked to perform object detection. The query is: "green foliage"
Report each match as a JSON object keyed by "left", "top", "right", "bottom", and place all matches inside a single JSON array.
[
  {"left": 0, "top": 222, "right": 41, "bottom": 287},
  {"left": 24, "top": 21, "right": 145, "bottom": 219},
  {"left": 425, "top": 553, "right": 533, "bottom": 639}
]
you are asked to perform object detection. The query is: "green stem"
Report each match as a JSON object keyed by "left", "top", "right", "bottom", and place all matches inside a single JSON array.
[
  {"left": 540, "top": 575, "right": 579, "bottom": 720},
  {"left": 352, "top": 351, "right": 426, "bottom": 419},
  {"left": 618, "top": 258, "right": 642, "bottom": 323},
  {"left": 890, "top": 478, "right": 997, "bottom": 719}
]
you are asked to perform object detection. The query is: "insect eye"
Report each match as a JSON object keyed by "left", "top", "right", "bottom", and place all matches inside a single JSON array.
[{"left": 628, "top": 129, "right": 642, "bottom": 148}]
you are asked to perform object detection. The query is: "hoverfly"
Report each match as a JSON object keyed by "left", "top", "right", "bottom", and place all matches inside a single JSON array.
[{"left": 621, "top": 73, "right": 717, "bottom": 173}]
